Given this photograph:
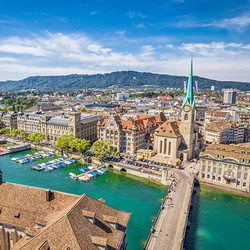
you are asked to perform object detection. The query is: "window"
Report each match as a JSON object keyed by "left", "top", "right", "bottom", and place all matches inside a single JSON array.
[
  {"left": 160, "top": 141, "right": 163, "bottom": 153},
  {"left": 168, "top": 141, "right": 171, "bottom": 155},
  {"left": 218, "top": 177, "right": 221, "bottom": 181},
  {"left": 184, "top": 114, "right": 188, "bottom": 120},
  {"left": 202, "top": 173, "right": 205, "bottom": 178},
  {"left": 207, "top": 166, "right": 211, "bottom": 172},
  {"left": 164, "top": 139, "right": 167, "bottom": 154}
]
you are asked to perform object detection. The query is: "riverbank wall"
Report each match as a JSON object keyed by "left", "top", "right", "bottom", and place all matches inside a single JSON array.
[{"left": 199, "top": 180, "right": 250, "bottom": 197}]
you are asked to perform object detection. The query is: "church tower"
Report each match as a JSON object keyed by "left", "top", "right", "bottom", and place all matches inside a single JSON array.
[{"left": 179, "top": 53, "right": 196, "bottom": 148}]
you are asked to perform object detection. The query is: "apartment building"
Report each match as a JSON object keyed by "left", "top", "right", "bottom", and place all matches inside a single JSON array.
[
  {"left": 98, "top": 113, "right": 166, "bottom": 154},
  {"left": 199, "top": 144, "right": 250, "bottom": 189},
  {"left": 204, "top": 121, "right": 246, "bottom": 144},
  {"left": 204, "top": 121, "right": 233, "bottom": 144},
  {"left": 16, "top": 111, "right": 99, "bottom": 143}
]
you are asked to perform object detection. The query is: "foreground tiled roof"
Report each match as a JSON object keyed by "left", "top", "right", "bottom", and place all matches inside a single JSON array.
[
  {"left": 200, "top": 144, "right": 250, "bottom": 164},
  {"left": 0, "top": 182, "right": 130, "bottom": 250}
]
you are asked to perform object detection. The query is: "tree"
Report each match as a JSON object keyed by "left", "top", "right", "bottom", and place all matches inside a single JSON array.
[
  {"left": 20, "top": 131, "right": 29, "bottom": 140},
  {"left": 68, "top": 137, "right": 81, "bottom": 152},
  {"left": 92, "top": 140, "right": 117, "bottom": 161},
  {"left": 29, "top": 132, "right": 45, "bottom": 145},
  {"left": 0, "top": 128, "right": 10, "bottom": 135},
  {"left": 10, "top": 128, "right": 21, "bottom": 137},
  {"left": 76, "top": 139, "right": 90, "bottom": 155},
  {"left": 54, "top": 134, "right": 74, "bottom": 154}
]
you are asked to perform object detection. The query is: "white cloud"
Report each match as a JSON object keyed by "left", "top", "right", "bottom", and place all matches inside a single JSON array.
[
  {"left": 90, "top": 11, "right": 98, "bottom": 15},
  {"left": 134, "top": 23, "right": 145, "bottom": 28},
  {"left": 127, "top": 11, "right": 146, "bottom": 19},
  {"left": 0, "top": 32, "right": 250, "bottom": 82},
  {"left": 206, "top": 15, "right": 250, "bottom": 31}
]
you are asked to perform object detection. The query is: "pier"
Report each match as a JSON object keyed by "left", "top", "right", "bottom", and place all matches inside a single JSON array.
[{"left": 76, "top": 166, "right": 103, "bottom": 178}]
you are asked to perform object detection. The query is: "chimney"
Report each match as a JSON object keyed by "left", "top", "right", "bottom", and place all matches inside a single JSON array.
[
  {"left": 46, "top": 189, "right": 51, "bottom": 202},
  {"left": 0, "top": 169, "right": 2, "bottom": 185}
]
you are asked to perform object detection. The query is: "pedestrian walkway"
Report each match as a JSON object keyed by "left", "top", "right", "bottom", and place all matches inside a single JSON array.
[{"left": 145, "top": 169, "right": 193, "bottom": 250}]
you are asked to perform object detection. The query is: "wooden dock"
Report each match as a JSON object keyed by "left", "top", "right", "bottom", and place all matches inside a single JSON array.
[{"left": 76, "top": 166, "right": 103, "bottom": 178}]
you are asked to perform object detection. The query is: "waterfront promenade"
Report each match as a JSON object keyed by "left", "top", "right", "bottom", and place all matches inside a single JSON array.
[{"left": 145, "top": 169, "right": 194, "bottom": 250}]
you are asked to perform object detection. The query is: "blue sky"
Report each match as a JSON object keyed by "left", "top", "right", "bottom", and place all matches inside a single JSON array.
[{"left": 0, "top": 0, "right": 250, "bottom": 82}]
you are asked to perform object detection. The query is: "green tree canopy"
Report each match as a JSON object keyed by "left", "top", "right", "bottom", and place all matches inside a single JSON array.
[
  {"left": 20, "top": 130, "right": 29, "bottom": 139},
  {"left": 0, "top": 128, "right": 10, "bottom": 135},
  {"left": 10, "top": 128, "right": 21, "bottom": 137},
  {"left": 92, "top": 140, "right": 117, "bottom": 161},
  {"left": 29, "top": 132, "right": 45, "bottom": 144},
  {"left": 76, "top": 139, "right": 90, "bottom": 155}
]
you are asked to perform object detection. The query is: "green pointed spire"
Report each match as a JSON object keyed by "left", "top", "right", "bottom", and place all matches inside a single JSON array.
[{"left": 182, "top": 53, "right": 195, "bottom": 109}]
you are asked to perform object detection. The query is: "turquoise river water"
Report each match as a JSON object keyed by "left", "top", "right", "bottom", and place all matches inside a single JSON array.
[
  {"left": 1, "top": 149, "right": 250, "bottom": 249},
  {"left": 184, "top": 185, "right": 250, "bottom": 250},
  {"left": 0, "top": 149, "right": 166, "bottom": 249}
]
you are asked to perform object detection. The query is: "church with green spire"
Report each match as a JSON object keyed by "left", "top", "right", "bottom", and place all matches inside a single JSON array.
[{"left": 154, "top": 54, "right": 200, "bottom": 162}]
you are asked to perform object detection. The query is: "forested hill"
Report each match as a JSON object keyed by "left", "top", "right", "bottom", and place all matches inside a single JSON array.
[{"left": 0, "top": 71, "right": 249, "bottom": 91}]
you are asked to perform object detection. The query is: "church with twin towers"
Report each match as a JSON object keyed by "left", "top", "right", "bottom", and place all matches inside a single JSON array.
[{"left": 154, "top": 55, "right": 201, "bottom": 161}]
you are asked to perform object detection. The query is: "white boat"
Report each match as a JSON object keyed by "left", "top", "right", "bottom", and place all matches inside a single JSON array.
[
  {"left": 86, "top": 173, "right": 94, "bottom": 178},
  {"left": 97, "top": 169, "right": 105, "bottom": 175},
  {"left": 78, "top": 176, "right": 90, "bottom": 182}
]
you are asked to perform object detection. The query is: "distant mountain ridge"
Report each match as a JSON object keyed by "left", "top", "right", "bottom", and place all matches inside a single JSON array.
[{"left": 0, "top": 71, "right": 249, "bottom": 91}]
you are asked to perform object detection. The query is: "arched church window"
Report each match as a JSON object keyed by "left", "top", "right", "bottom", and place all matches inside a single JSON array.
[{"left": 184, "top": 114, "right": 188, "bottom": 120}]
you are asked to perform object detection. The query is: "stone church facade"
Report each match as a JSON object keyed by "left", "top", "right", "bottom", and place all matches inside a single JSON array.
[{"left": 154, "top": 55, "right": 201, "bottom": 162}]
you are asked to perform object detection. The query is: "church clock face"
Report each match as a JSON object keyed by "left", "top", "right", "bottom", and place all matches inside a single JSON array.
[{"left": 183, "top": 105, "right": 191, "bottom": 112}]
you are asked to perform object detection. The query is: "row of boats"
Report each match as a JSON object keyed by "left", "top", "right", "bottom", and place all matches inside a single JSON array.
[
  {"left": 31, "top": 158, "right": 77, "bottom": 171},
  {"left": 70, "top": 164, "right": 107, "bottom": 182},
  {"left": 11, "top": 151, "right": 54, "bottom": 164}
]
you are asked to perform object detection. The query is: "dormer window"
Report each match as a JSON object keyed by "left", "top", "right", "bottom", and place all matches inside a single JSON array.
[
  {"left": 14, "top": 212, "right": 20, "bottom": 219},
  {"left": 231, "top": 149, "right": 235, "bottom": 152},
  {"left": 103, "top": 215, "right": 118, "bottom": 229},
  {"left": 241, "top": 150, "right": 245, "bottom": 154},
  {"left": 222, "top": 147, "right": 225, "bottom": 151},
  {"left": 220, "top": 155, "right": 224, "bottom": 159},
  {"left": 82, "top": 210, "right": 96, "bottom": 224},
  {"left": 240, "top": 158, "right": 244, "bottom": 163}
]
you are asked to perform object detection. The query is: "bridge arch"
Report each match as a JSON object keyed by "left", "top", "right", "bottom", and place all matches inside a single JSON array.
[
  {"left": 108, "top": 164, "right": 114, "bottom": 168},
  {"left": 120, "top": 168, "right": 127, "bottom": 172}
]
